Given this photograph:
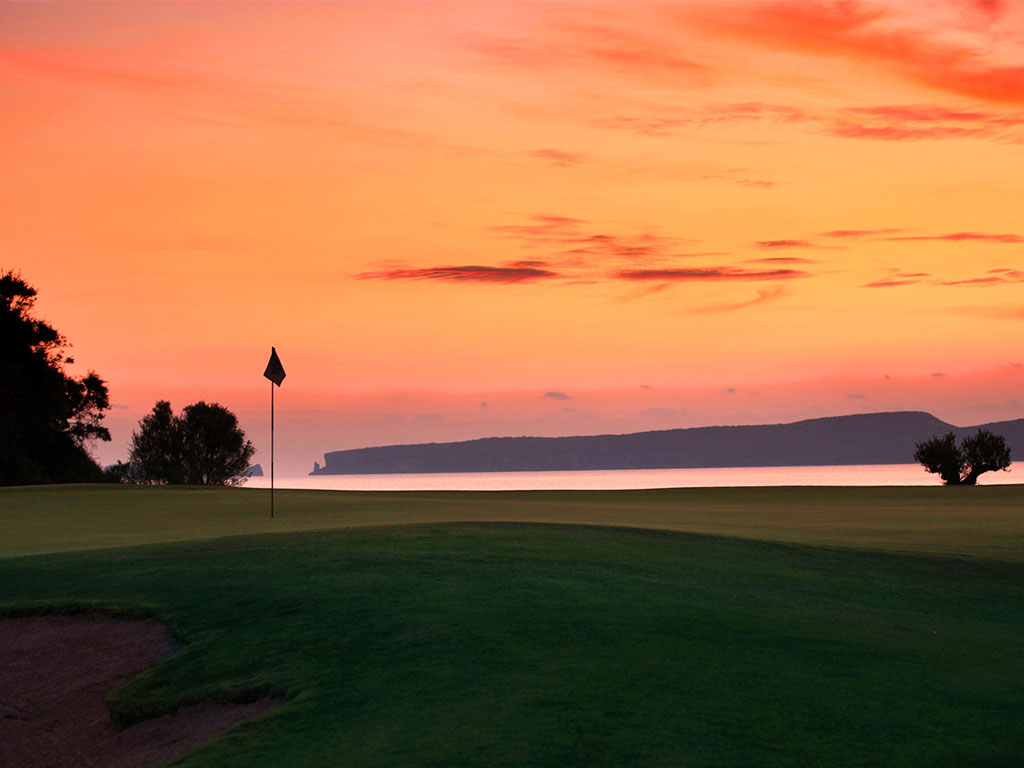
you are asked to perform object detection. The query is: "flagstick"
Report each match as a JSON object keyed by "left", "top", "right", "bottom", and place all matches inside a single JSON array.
[{"left": 270, "top": 378, "right": 275, "bottom": 519}]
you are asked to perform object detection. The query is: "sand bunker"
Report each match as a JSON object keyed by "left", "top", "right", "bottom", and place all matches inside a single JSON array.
[{"left": 0, "top": 614, "right": 279, "bottom": 768}]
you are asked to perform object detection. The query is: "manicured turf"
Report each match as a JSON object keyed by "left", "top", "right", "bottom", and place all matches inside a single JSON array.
[
  {"left": 3, "top": 483, "right": 1024, "bottom": 560},
  {"left": 2, "top": 486, "right": 1023, "bottom": 766}
]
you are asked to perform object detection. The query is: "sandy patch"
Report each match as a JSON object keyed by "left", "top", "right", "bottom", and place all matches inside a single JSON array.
[{"left": 0, "top": 614, "right": 280, "bottom": 768}]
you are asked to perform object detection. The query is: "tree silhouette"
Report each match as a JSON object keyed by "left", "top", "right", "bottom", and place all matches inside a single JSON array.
[
  {"left": 128, "top": 400, "right": 255, "bottom": 486},
  {"left": 959, "top": 429, "right": 1012, "bottom": 486},
  {"left": 1, "top": 270, "right": 110, "bottom": 485},
  {"left": 127, "top": 401, "right": 185, "bottom": 484},
  {"left": 914, "top": 429, "right": 1011, "bottom": 485}
]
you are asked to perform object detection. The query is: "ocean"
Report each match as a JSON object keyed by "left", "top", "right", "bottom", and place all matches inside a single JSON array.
[{"left": 243, "top": 463, "right": 1019, "bottom": 491}]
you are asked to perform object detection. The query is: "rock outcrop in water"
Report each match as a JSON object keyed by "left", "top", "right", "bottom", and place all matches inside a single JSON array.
[{"left": 311, "top": 411, "right": 1024, "bottom": 476}]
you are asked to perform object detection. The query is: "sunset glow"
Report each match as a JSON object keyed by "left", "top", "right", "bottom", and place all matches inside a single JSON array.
[{"left": 4, "top": 1, "right": 1024, "bottom": 473}]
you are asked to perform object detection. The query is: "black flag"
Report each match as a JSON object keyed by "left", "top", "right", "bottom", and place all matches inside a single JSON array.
[{"left": 264, "top": 347, "right": 286, "bottom": 386}]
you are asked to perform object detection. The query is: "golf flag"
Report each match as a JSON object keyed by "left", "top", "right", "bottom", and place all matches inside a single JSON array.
[
  {"left": 264, "top": 347, "right": 285, "bottom": 519},
  {"left": 264, "top": 347, "right": 286, "bottom": 386}
]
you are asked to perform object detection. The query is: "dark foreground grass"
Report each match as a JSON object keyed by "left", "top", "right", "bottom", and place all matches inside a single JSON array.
[{"left": 3, "top": 522, "right": 1023, "bottom": 767}]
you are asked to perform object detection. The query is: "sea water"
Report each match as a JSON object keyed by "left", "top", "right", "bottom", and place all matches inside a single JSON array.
[{"left": 243, "top": 463, "right": 1019, "bottom": 491}]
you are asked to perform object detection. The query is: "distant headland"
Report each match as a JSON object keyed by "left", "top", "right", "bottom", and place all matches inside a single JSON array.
[{"left": 311, "top": 411, "right": 1024, "bottom": 476}]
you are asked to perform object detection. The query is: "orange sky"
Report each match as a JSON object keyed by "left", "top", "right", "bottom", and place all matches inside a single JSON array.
[{"left": 3, "top": 1, "right": 1024, "bottom": 474}]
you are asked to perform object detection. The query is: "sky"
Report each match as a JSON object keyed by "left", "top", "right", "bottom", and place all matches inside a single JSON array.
[{"left": 3, "top": 0, "right": 1024, "bottom": 475}]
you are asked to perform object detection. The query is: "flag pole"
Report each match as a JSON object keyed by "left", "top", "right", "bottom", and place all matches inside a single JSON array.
[
  {"left": 262, "top": 346, "right": 285, "bottom": 519},
  {"left": 270, "top": 377, "right": 274, "bottom": 519}
]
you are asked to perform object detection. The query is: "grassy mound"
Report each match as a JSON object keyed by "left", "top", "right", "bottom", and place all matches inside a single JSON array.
[{"left": 3, "top": 520, "right": 1023, "bottom": 767}]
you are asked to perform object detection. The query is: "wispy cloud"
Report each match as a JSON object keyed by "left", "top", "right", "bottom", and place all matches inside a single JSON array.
[
  {"left": 936, "top": 270, "right": 1024, "bottom": 285},
  {"left": 861, "top": 269, "right": 932, "bottom": 288},
  {"left": 765, "top": 229, "right": 1022, "bottom": 252},
  {"left": 746, "top": 256, "right": 819, "bottom": 265},
  {"left": 528, "top": 148, "right": 587, "bottom": 167},
  {"left": 683, "top": 1, "right": 1024, "bottom": 106},
  {"left": 362, "top": 214, "right": 822, "bottom": 293},
  {"left": 863, "top": 267, "right": 1024, "bottom": 288},
  {"left": 830, "top": 105, "right": 1024, "bottom": 141},
  {"left": 863, "top": 278, "right": 928, "bottom": 288},
  {"left": 692, "top": 170, "right": 777, "bottom": 189},
  {"left": 491, "top": 214, "right": 701, "bottom": 267},
  {"left": 689, "top": 286, "right": 788, "bottom": 313},
  {"left": 616, "top": 267, "right": 808, "bottom": 282},
  {"left": 600, "top": 102, "right": 809, "bottom": 138},
  {"left": 543, "top": 391, "right": 572, "bottom": 400},
  {"left": 478, "top": 21, "right": 710, "bottom": 85},
  {"left": 357, "top": 265, "right": 560, "bottom": 283},
  {"left": 0, "top": 44, "right": 453, "bottom": 151},
  {"left": 957, "top": 304, "right": 1024, "bottom": 320},
  {"left": 883, "top": 232, "right": 1023, "bottom": 243},
  {"left": 756, "top": 239, "right": 838, "bottom": 250},
  {"left": 604, "top": 99, "right": 1024, "bottom": 143},
  {"left": 819, "top": 228, "right": 904, "bottom": 238}
]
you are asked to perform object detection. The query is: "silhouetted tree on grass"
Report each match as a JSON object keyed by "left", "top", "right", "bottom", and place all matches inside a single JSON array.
[
  {"left": 1, "top": 270, "right": 110, "bottom": 485},
  {"left": 128, "top": 400, "right": 255, "bottom": 485},
  {"left": 914, "top": 429, "right": 1011, "bottom": 485}
]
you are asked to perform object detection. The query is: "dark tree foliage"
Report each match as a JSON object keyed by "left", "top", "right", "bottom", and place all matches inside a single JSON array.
[
  {"left": 128, "top": 400, "right": 255, "bottom": 486},
  {"left": 914, "top": 429, "right": 1011, "bottom": 486},
  {"left": 101, "top": 460, "right": 132, "bottom": 484},
  {"left": 960, "top": 429, "right": 1012, "bottom": 486},
  {"left": 1, "top": 270, "right": 110, "bottom": 485},
  {"left": 127, "top": 401, "right": 186, "bottom": 484},
  {"left": 913, "top": 432, "right": 962, "bottom": 485}
]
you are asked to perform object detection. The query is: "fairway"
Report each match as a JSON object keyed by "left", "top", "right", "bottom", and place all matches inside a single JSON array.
[
  {"left": 4, "top": 483, "right": 1024, "bottom": 560},
  {"left": 2, "top": 485, "right": 1024, "bottom": 767}
]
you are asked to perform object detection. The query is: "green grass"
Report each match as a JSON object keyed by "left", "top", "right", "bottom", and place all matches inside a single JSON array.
[
  {"left": 2, "top": 485, "right": 1024, "bottom": 766},
  {"left": 4, "top": 483, "right": 1024, "bottom": 559}
]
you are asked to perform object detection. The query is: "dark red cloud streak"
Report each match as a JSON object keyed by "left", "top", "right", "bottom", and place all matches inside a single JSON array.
[
  {"left": 617, "top": 267, "right": 808, "bottom": 281},
  {"left": 357, "top": 265, "right": 559, "bottom": 283}
]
